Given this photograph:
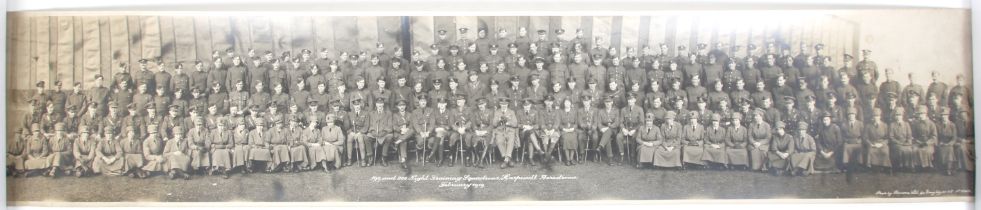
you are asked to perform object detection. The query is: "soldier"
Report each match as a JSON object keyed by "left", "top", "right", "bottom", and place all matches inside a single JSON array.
[
  {"left": 244, "top": 118, "right": 269, "bottom": 173},
  {"left": 855, "top": 49, "right": 878, "bottom": 83},
  {"left": 954, "top": 110, "right": 974, "bottom": 172},
  {"left": 532, "top": 96, "right": 557, "bottom": 162},
  {"left": 346, "top": 100, "right": 370, "bottom": 167},
  {"left": 725, "top": 113, "right": 749, "bottom": 170},
  {"left": 703, "top": 114, "right": 727, "bottom": 169},
  {"left": 66, "top": 82, "right": 88, "bottom": 116},
  {"left": 516, "top": 98, "right": 542, "bottom": 165},
  {"left": 89, "top": 74, "right": 112, "bottom": 116},
  {"left": 888, "top": 109, "right": 914, "bottom": 171},
  {"left": 120, "top": 126, "right": 146, "bottom": 178},
  {"left": 653, "top": 111, "right": 682, "bottom": 169},
  {"left": 268, "top": 117, "right": 291, "bottom": 172},
  {"left": 840, "top": 108, "right": 865, "bottom": 172},
  {"left": 878, "top": 69, "right": 901, "bottom": 110},
  {"left": 142, "top": 124, "right": 166, "bottom": 177},
  {"left": 163, "top": 126, "right": 192, "bottom": 179},
  {"left": 187, "top": 116, "right": 211, "bottom": 175},
  {"left": 814, "top": 112, "right": 843, "bottom": 173},
  {"left": 364, "top": 100, "right": 391, "bottom": 167},
  {"left": 930, "top": 108, "right": 957, "bottom": 175},
  {"left": 590, "top": 97, "right": 624, "bottom": 165},
  {"left": 576, "top": 96, "right": 598, "bottom": 163},
  {"left": 586, "top": 54, "right": 608, "bottom": 87},
  {"left": 42, "top": 123, "right": 71, "bottom": 177},
  {"left": 67, "top": 125, "right": 94, "bottom": 177},
  {"left": 910, "top": 106, "right": 937, "bottom": 171},
  {"left": 283, "top": 117, "right": 305, "bottom": 172},
  {"left": 634, "top": 112, "right": 662, "bottom": 169},
  {"left": 746, "top": 110, "right": 772, "bottom": 172},
  {"left": 493, "top": 98, "right": 519, "bottom": 168},
  {"left": 435, "top": 97, "right": 455, "bottom": 166},
  {"left": 616, "top": 95, "right": 643, "bottom": 165},
  {"left": 472, "top": 98, "right": 496, "bottom": 168},
  {"left": 389, "top": 100, "right": 413, "bottom": 168},
  {"left": 7, "top": 128, "right": 29, "bottom": 177},
  {"left": 863, "top": 109, "right": 891, "bottom": 172},
  {"left": 767, "top": 122, "right": 794, "bottom": 175},
  {"left": 680, "top": 111, "right": 705, "bottom": 169},
  {"left": 93, "top": 126, "right": 125, "bottom": 176},
  {"left": 319, "top": 114, "right": 344, "bottom": 172},
  {"left": 300, "top": 116, "right": 325, "bottom": 171},
  {"left": 791, "top": 121, "right": 817, "bottom": 176}
]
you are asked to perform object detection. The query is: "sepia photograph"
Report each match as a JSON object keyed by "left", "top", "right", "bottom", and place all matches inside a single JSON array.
[{"left": 3, "top": 6, "right": 976, "bottom": 204}]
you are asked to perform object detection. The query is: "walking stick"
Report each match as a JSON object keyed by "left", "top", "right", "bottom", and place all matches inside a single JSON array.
[
  {"left": 419, "top": 136, "right": 426, "bottom": 166},
  {"left": 457, "top": 136, "right": 465, "bottom": 165}
]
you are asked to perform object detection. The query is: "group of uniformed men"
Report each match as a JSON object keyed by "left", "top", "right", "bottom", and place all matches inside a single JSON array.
[{"left": 6, "top": 26, "right": 976, "bottom": 180}]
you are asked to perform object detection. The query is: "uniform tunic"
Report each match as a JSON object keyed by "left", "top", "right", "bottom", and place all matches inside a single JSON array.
[
  {"left": 302, "top": 127, "right": 326, "bottom": 166},
  {"left": 840, "top": 120, "right": 864, "bottom": 164},
  {"left": 163, "top": 137, "right": 191, "bottom": 171},
  {"left": 703, "top": 126, "right": 728, "bottom": 164},
  {"left": 286, "top": 127, "right": 307, "bottom": 163},
  {"left": 247, "top": 128, "right": 272, "bottom": 161},
  {"left": 791, "top": 133, "right": 816, "bottom": 172},
  {"left": 8, "top": 134, "right": 28, "bottom": 170},
  {"left": 321, "top": 125, "right": 345, "bottom": 163},
  {"left": 187, "top": 126, "right": 211, "bottom": 168},
  {"left": 935, "top": 120, "right": 957, "bottom": 168},
  {"left": 748, "top": 122, "right": 772, "bottom": 170},
  {"left": 121, "top": 135, "right": 145, "bottom": 171},
  {"left": 493, "top": 108, "right": 519, "bottom": 158},
  {"left": 636, "top": 124, "right": 662, "bottom": 163},
  {"left": 231, "top": 127, "right": 250, "bottom": 167},
  {"left": 864, "top": 121, "right": 891, "bottom": 167},
  {"left": 910, "top": 119, "right": 937, "bottom": 168},
  {"left": 94, "top": 137, "right": 125, "bottom": 175},
  {"left": 654, "top": 123, "right": 683, "bottom": 167},
  {"left": 25, "top": 135, "right": 50, "bottom": 170},
  {"left": 725, "top": 124, "right": 750, "bottom": 166},
  {"left": 47, "top": 133, "right": 73, "bottom": 168},
  {"left": 888, "top": 121, "right": 914, "bottom": 168},
  {"left": 682, "top": 123, "right": 706, "bottom": 165},
  {"left": 955, "top": 115, "right": 975, "bottom": 171},
  {"left": 814, "top": 123, "right": 842, "bottom": 171},
  {"left": 768, "top": 133, "right": 795, "bottom": 170},
  {"left": 141, "top": 134, "right": 166, "bottom": 172}
]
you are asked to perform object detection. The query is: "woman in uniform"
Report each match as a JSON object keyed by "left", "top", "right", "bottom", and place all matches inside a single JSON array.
[
  {"left": 636, "top": 113, "right": 662, "bottom": 168},
  {"left": 120, "top": 126, "right": 146, "bottom": 178},
  {"left": 247, "top": 118, "right": 272, "bottom": 173},
  {"left": 71, "top": 126, "right": 98, "bottom": 176},
  {"left": 46, "top": 123, "right": 73, "bottom": 177},
  {"left": 141, "top": 125, "right": 166, "bottom": 177},
  {"left": 935, "top": 108, "right": 958, "bottom": 175},
  {"left": 94, "top": 127, "right": 125, "bottom": 176},
  {"left": 726, "top": 113, "right": 750, "bottom": 170},
  {"left": 703, "top": 114, "right": 727, "bottom": 169},
  {"left": 768, "top": 122, "right": 794, "bottom": 175},
  {"left": 322, "top": 114, "right": 346, "bottom": 172},
  {"left": 231, "top": 119, "right": 251, "bottom": 173},
  {"left": 654, "top": 111, "right": 682, "bottom": 169},
  {"left": 748, "top": 110, "right": 772, "bottom": 172},
  {"left": 188, "top": 116, "right": 211, "bottom": 175},
  {"left": 163, "top": 126, "right": 192, "bottom": 179},
  {"left": 791, "top": 121, "right": 816, "bottom": 176},
  {"left": 864, "top": 109, "right": 892, "bottom": 172},
  {"left": 888, "top": 109, "right": 914, "bottom": 171},
  {"left": 7, "top": 128, "right": 28, "bottom": 177},
  {"left": 682, "top": 111, "right": 706, "bottom": 169}
]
